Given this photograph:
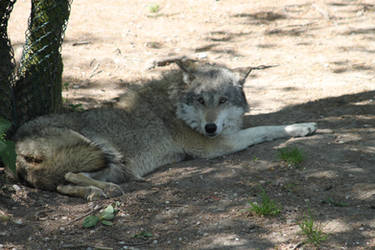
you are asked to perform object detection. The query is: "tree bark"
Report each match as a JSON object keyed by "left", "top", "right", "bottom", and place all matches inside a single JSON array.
[
  {"left": 14, "top": 0, "right": 71, "bottom": 126},
  {"left": 0, "top": 0, "right": 17, "bottom": 123}
]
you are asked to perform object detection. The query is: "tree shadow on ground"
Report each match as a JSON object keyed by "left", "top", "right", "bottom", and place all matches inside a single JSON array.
[
  {"left": 2, "top": 69, "right": 375, "bottom": 248},
  {"left": 133, "top": 88, "right": 375, "bottom": 248}
]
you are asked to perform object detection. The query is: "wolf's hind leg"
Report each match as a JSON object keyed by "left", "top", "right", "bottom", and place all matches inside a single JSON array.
[
  {"left": 57, "top": 184, "right": 107, "bottom": 201},
  {"left": 57, "top": 172, "right": 124, "bottom": 200}
]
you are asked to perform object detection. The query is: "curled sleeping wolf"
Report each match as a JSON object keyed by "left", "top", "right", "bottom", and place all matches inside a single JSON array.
[{"left": 14, "top": 58, "right": 317, "bottom": 200}]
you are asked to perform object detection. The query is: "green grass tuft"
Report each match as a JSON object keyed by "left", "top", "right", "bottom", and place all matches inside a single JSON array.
[
  {"left": 249, "top": 188, "right": 281, "bottom": 216},
  {"left": 299, "top": 214, "right": 328, "bottom": 246},
  {"left": 278, "top": 146, "right": 304, "bottom": 166},
  {"left": 148, "top": 3, "right": 160, "bottom": 13}
]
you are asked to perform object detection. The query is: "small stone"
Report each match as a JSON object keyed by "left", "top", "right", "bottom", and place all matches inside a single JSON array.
[
  {"left": 196, "top": 52, "right": 207, "bottom": 59},
  {"left": 13, "top": 218, "right": 23, "bottom": 225},
  {"left": 12, "top": 184, "right": 21, "bottom": 192}
]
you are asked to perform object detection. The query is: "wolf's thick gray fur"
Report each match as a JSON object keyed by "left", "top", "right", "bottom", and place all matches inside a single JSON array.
[{"left": 14, "top": 58, "right": 316, "bottom": 200}]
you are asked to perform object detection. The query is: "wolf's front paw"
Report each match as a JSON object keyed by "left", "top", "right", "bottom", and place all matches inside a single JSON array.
[
  {"left": 285, "top": 122, "right": 317, "bottom": 137},
  {"left": 103, "top": 183, "right": 124, "bottom": 198}
]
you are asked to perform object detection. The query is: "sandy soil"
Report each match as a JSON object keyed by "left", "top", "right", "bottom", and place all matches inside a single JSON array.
[{"left": 1, "top": 0, "right": 375, "bottom": 249}]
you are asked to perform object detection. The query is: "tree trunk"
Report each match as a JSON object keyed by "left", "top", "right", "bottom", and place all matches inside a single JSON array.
[
  {"left": 14, "top": 0, "right": 71, "bottom": 126},
  {"left": 0, "top": 0, "right": 17, "bottom": 123}
]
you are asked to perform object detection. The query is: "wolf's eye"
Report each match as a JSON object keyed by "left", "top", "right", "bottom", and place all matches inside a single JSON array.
[
  {"left": 197, "top": 96, "right": 205, "bottom": 105},
  {"left": 219, "top": 96, "right": 228, "bottom": 104}
]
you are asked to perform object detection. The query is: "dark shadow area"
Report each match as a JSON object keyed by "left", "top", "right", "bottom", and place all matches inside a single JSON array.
[
  {"left": 256, "top": 43, "right": 277, "bottom": 49},
  {"left": 328, "top": 1, "right": 375, "bottom": 11},
  {"left": 244, "top": 90, "right": 375, "bottom": 126},
  {"left": 341, "top": 27, "right": 375, "bottom": 36},
  {"left": 265, "top": 24, "right": 317, "bottom": 37},
  {"left": 296, "top": 42, "right": 311, "bottom": 46},
  {"left": 281, "top": 86, "right": 299, "bottom": 92},
  {"left": 206, "top": 30, "right": 252, "bottom": 43},
  {"left": 197, "top": 30, "right": 254, "bottom": 58},
  {"left": 135, "top": 89, "right": 375, "bottom": 249},
  {"left": 145, "top": 41, "right": 163, "bottom": 49},
  {"left": 233, "top": 11, "right": 287, "bottom": 25},
  {"left": 338, "top": 46, "right": 375, "bottom": 54},
  {"left": 194, "top": 44, "right": 219, "bottom": 52},
  {"left": 63, "top": 32, "right": 106, "bottom": 46},
  {"left": 2, "top": 68, "right": 375, "bottom": 249},
  {"left": 329, "top": 60, "right": 375, "bottom": 74}
]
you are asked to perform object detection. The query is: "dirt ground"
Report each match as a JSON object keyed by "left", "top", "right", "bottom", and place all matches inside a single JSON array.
[{"left": 1, "top": 0, "right": 375, "bottom": 249}]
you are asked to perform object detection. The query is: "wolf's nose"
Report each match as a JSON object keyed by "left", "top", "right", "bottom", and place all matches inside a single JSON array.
[{"left": 205, "top": 123, "right": 217, "bottom": 134}]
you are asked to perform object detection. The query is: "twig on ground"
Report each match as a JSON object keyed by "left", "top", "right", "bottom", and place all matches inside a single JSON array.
[
  {"left": 292, "top": 241, "right": 305, "bottom": 250},
  {"left": 65, "top": 204, "right": 103, "bottom": 225}
]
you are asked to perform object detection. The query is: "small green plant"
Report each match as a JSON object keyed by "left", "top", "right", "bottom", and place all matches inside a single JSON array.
[
  {"left": 69, "top": 103, "right": 84, "bottom": 111},
  {"left": 298, "top": 213, "right": 328, "bottom": 246},
  {"left": 249, "top": 188, "right": 281, "bottom": 216},
  {"left": 283, "top": 182, "right": 298, "bottom": 193},
  {"left": 82, "top": 204, "right": 116, "bottom": 228},
  {"left": 278, "top": 146, "right": 304, "bottom": 166},
  {"left": 148, "top": 3, "right": 160, "bottom": 13},
  {"left": 134, "top": 231, "right": 153, "bottom": 238},
  {"left": 322, "top": 197, "right": 348, "bottom": 207},
  {"left": 0, "top": 118, "right": 16, "bottom": 174},
  {"left": 63, "top": 82, "right": 70, "bottom": 90}
]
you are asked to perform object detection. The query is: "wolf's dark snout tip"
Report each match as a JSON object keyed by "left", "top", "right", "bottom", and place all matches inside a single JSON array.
[{"left": 205, "top": 123, "right": 217, "bottom": 135}]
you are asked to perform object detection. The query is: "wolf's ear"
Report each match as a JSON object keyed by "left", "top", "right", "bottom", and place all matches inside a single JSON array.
[
  {"left": 148, "top": 56, "right": 199, "bottom": 84},
  {"left": 175, "top": 58, "right": 198, "bottom": 85},
  {"left": 233, "top": 66, "right": 253, "bottom": 86}
]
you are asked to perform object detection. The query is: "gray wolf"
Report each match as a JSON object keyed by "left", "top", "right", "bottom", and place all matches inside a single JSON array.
[{"left": 14, "top": 58, "right": 317, "bottom": 200}]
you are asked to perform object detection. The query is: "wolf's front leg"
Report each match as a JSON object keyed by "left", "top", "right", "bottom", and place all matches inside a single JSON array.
[{"left": 221, "top": 122, "right": 317, "bottom": 156}]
